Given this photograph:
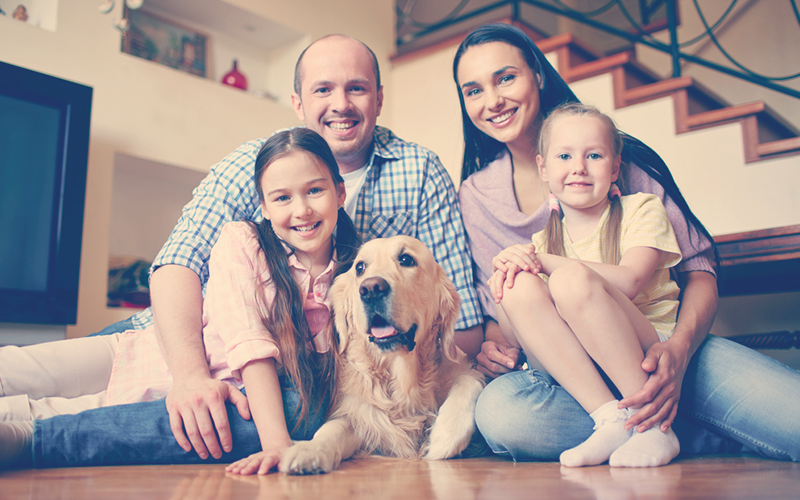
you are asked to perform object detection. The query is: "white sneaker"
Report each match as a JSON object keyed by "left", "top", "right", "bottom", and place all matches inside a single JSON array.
[{"left": 0, "top": 421, "right": 33, "bottom": 469}]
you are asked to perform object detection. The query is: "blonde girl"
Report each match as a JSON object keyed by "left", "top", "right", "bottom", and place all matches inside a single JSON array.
[{"left": 489, "top": 103, "right": 682, "bottom": 467}]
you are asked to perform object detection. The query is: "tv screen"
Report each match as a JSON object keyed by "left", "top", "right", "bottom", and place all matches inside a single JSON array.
[{"left": 0, "top": 61, "right": 92, "bottom": 325}]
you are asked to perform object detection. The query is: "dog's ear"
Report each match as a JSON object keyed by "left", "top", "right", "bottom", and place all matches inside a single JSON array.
[
  {"left": 434, "top": 264, "right": 461, "bottom": 363},
  {"left": 331, "top": 270, "right": 354, "bottom": 355}
]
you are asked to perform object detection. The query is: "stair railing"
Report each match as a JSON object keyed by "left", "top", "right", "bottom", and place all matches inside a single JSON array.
[{"left": 396, "top": 0, "right": 800, "bottom": 99}]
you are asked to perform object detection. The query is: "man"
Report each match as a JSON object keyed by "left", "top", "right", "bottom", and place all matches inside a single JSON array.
[{"left": 22, "top": 35, "right": 482, "bottom": 468}]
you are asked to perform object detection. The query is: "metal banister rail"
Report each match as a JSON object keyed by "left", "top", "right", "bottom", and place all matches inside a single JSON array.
[{"left": 396, "top": 0, "right": 800, "bottom": 100}]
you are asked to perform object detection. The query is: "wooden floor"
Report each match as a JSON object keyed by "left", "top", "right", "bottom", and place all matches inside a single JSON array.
[{"left": 2, "top": 455, "right": 799, "bottom": 499}]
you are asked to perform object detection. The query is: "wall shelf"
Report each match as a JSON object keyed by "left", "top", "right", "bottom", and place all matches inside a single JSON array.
[{"left": 122, "top": 0, "right": 306, "bottom": 101}]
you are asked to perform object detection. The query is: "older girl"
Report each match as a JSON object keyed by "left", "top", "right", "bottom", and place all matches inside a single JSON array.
[{"left": 0, "top": 129, "right": 360, "bottom": 473}]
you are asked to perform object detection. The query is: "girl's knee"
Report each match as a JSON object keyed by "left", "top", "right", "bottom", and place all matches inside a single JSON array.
[
  {"left": 549, "top": 262, "right": 602, "bottom": 309},
  {"left": 499, "top": 272, "right": 549, "bottom": 310}
]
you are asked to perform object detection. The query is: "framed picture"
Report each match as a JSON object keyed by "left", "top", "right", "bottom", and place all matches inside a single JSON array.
[{"left": 121, "top": 7, "right": 209, "bottom": 78}]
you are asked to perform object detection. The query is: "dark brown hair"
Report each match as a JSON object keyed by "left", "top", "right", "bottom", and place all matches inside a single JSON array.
[{"left": 252, "top": 128, "right": 360, "bottom": 426}]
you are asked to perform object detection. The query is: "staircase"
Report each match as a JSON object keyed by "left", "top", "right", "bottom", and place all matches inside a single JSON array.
[{"left": 527, "top": 29, "right": 800, "bottom": 164}]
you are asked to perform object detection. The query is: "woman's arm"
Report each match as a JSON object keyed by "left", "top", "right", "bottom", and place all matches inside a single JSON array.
[
  {"left": 619, "top": 270, "right": 718, "bottom": 432},
  {"left": 225, "top": 358, "right": 293, "bottom": 475}
]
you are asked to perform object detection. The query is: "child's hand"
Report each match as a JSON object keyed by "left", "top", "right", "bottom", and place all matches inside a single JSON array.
[
  {"left": 492, "top": 243, "right": 540, "bottom": 275},
  {"left": 490, "top": 244, "right": 541, "bottom": 302},
  {"left": 489, "top": 266, "right": 518, "bottom": 302},
  {"left": 225, "top": 443, "right": 291, "bottom": 475}
]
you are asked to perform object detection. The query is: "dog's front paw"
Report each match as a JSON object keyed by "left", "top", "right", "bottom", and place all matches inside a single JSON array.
[
  {"left": 424, "top": 416, "right": 474, "bottom": 460},
  {"left": 424, "top": 372, "right": 485, "bottom": 460},
  {"left": 279, "top": 441, "right": 338, "bottom": 475}
]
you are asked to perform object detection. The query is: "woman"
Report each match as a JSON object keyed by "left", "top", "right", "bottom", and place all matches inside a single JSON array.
[{"left": 454, "top": 23, "right": 800, "bottom": 462}]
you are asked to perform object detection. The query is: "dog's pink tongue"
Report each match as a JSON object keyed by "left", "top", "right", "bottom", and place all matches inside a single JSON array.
[{"left": 371, "top": 326, "right": 397, "bottom": 339}]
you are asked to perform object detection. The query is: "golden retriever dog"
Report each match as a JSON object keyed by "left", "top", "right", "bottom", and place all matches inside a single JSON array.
[{"left": 279, "top": 236, "right": 485, "bottom": 474}]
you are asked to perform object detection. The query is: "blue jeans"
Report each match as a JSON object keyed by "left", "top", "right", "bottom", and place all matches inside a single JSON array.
[
  {"left": 476, "top": 335, "right": 800, "bottom": 462},
  {"left": 88, "top": 317, "right": 137, "bottom": 337},
  {"left": 32, "top": 376, "right": 327, "bottom": 468}
]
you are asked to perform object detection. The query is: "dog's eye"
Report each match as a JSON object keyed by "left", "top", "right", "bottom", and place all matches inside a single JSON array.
[
  {"left": 355, "top": 261, "right": 366, "bottom": 276},
  {"left": 398, "top": 253, "right": 416, "bottom": 268}
]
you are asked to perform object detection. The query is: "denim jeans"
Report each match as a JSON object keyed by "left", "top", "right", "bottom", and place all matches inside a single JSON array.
[
  {"left": 88, "top": 317, "right": 137, "bottom": 337},
  {"left": 32, "top": 377, "right": 327, "bottom": 468},
  {"left": 476, "top": 335, "right": 800, "bottom": 462}
]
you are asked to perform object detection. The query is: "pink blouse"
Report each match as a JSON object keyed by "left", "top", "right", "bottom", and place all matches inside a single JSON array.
[{"left": 106, "top": 222, "right": 334, "bottom": 405}]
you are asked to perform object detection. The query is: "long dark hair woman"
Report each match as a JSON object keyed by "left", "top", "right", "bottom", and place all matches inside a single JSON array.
[{"left": 453, "top": 22, "right": 800, "bottom": 463}]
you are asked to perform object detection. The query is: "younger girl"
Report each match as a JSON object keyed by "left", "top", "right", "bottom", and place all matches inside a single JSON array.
[
  {"left": 0, "top": 128, "right": 360, "bottom": 474},
  {"left": 489, "top": 103, "right": 682, "bottom": 468}
]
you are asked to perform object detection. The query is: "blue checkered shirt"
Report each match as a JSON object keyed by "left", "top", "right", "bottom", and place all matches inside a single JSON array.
[{"left": 129, "top": 126, "right": 481, "bottom": 331}]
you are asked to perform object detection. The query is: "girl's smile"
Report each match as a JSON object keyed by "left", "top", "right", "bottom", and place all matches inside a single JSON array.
[
  {"left": 538, "top": 114, "right": 620, "bottom": 217},
  {"left": 260, "top": 151, "right": 345, "bottom": 270}
]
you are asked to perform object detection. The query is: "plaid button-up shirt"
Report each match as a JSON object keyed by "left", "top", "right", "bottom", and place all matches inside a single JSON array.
[{"left": 130, "top": 126, "right": 481, "bottom": 331}]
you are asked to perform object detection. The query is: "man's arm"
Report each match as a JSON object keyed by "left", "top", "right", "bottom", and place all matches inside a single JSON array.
[
  {"left": 619, "top": 270, "right": 718, "bottom": 431},
  {"left": 414, "top": 153, "right": 483, "bottom": 332},
  {"left": 150, "top": 265, "right": 250, "bottom": 460},
  {"left": 145, "top": 140, "right": 264, "bottom": 458}
]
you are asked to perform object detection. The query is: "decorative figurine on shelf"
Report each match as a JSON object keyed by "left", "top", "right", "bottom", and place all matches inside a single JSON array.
[
  {"left": 13, "top": 4, "right": 28, "bottom": 22},
  {"left": 222, "top": 59, "right": 248, "bottom": 90}
]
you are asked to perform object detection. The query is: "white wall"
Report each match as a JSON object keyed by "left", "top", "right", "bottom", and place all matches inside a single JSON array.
[{"left": 389, "top": 44, "right": 465, "bottom": 185}]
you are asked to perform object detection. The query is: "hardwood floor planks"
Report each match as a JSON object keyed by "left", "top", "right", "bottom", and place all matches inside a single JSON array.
[{"left": 1, "top": 455, "right": 798, "bottom": 499}]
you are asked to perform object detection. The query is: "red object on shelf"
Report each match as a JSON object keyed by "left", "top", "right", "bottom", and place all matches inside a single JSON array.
[{"left": 221, "top": 59, "right": 248, "bottom": 90}]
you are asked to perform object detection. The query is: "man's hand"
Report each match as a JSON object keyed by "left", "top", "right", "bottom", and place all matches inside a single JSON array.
[
  {"left": 166, "top": 377, "right": 251, "bottom": 459},
  {"left": 476, "top": 340, "right": 523, "bottom": 378},
  {"left": 618, "top": 338, "right": 689, "bottom": 433}
]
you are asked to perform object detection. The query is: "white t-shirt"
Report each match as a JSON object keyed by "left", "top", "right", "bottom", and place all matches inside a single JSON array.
[{"left": 341, "top": 165, "right": 368, "bottom": 220}]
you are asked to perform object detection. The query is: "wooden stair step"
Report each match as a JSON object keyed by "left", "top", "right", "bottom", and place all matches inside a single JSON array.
[
  {"left": 757, "top": 136, "right": 800, "bottom": 158},
  {"left": 525, "top": 24, "right": 800, "bottom": 163},
  {"left": 622, "top": 76, "right": 694, "bottom": 105},
  {"left": 685, "top": 101, "right": 768, "bottom": 129}
]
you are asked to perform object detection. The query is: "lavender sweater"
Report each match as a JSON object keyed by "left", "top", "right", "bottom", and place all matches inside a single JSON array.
[{"left": 458, "top": 150, "right": 715, "bottom": 320}]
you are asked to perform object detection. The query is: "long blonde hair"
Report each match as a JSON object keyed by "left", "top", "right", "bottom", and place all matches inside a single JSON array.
[{"left": 539, "top": 103, "right": 626, "bottom": 264}]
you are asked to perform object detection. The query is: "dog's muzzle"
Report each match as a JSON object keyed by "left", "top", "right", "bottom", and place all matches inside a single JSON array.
[{"left": 360, "top": 276, "right": 417, "bottom": 352}]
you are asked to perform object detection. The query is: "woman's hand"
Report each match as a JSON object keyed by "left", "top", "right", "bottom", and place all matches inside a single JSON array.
[
  {"left": 618, "top": 337, "right": 689, "bottom": 432},
  {"left": 225, "top": 440, "right": 292, "bottom": 475}
]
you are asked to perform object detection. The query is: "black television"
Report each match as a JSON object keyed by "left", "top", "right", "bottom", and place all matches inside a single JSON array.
[{"left": 0, "top": 61, "right": 92, "bottom": 325}]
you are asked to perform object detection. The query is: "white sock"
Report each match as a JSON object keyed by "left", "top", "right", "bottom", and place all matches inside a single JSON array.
[
  {"left": 0, "top": 420, "right": 33, "bottom": 469},
  {"left": 560, "top": 400, "right": 632, "bottom": 467},
  {"left": 609, "top": 424, "right": 680, "bottom": 467}
]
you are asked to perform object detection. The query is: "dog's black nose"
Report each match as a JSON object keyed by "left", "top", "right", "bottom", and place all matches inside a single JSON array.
[{"left": 360, "top": 277, "right": 390, "bottom": 303}]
